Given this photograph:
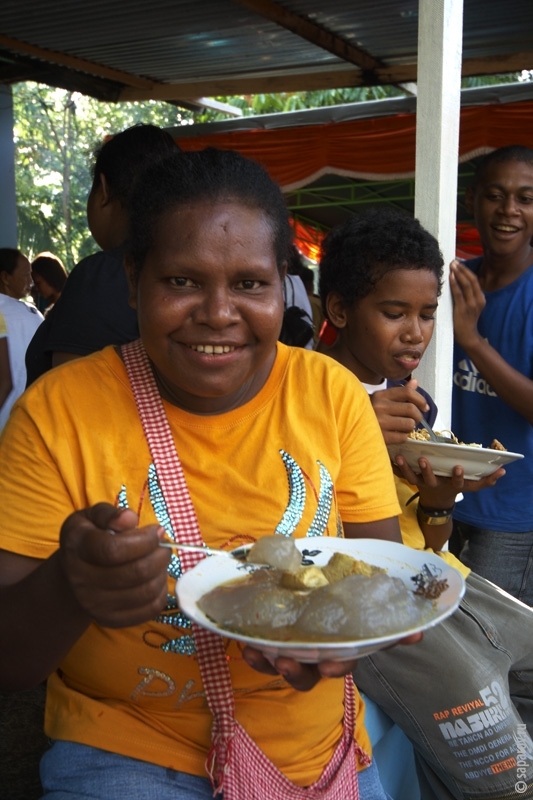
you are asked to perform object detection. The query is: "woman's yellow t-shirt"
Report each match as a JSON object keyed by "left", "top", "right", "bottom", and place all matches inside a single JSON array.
[{"left": 0, "top": 343, "right": 401, "bottom": 785}]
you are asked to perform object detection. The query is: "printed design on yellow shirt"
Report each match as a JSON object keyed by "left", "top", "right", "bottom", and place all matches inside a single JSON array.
[
  {"left": 276, "top": 451, "right": 341, "bottom": 538},
  {"left": 118, "top": 468, "right": 196, "bottom": 656},
  {"left": 117, "top": 453, "right": 340, "bottom": 657}
]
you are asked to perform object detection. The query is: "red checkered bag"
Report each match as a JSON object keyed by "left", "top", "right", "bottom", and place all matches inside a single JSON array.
[{"left": 122, "top": 339, "right": 365, "bottom": 799}]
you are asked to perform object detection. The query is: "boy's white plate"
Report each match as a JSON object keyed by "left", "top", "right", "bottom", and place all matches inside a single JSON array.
[
  {"left": 176, "top": 537, "right": 465, "bottom": 663},
  {"left": 387, "top": 439, "right": 523, "bottom": 480}
]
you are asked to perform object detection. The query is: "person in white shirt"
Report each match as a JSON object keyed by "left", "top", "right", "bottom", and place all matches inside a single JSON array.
[{"left": 0, "top": 248, "right": 44, "bottom": 432}]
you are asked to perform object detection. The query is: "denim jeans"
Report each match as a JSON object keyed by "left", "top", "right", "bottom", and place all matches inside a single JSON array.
[
  {"left": 456, "top": 522, "right": 533, "bottom": 606},
  {"left": 355, "top": 572, "right": 533, "bottom": 799},
  {"left": 40, "top": 740, "right": 391, "bottom": 799}
]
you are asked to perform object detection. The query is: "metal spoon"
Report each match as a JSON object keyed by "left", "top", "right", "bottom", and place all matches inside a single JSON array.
[
  {"left": 417, "top": 417, "right": 453, "bottom": 444},
  {"left": 158, "top": 541, "right": 252, "bottom": 563}
]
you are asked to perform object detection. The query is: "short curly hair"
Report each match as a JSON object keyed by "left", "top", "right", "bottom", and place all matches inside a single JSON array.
[
  {"left": 473, "top": 145, "right": 533, "bottom": 188},
  {"left": 318, "top": 207, "right": 443, "bottom": 316}
]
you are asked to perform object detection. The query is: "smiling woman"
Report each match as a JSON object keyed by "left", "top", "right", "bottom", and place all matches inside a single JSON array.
[
  {"left": 0, "top": 148, "right": 411, "bottom": 800},
  {"left": 126, "top": 200, "right": 284, "bottom": 413},
  {"left": 124, "top": 148, "right": 292, "bottom": 415}
]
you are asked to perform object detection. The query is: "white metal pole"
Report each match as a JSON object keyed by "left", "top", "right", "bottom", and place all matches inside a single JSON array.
[{"left": 413, "top": 0, "right": 464, "bottom": 427}]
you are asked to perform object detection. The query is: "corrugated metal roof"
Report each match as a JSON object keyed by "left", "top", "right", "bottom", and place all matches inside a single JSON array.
[{"left": 0, "top": 0, "right": 532, "bottom": 105}]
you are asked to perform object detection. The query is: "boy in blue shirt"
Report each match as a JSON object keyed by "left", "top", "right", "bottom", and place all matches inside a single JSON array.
[{"left": 450, "top": 145, "right": 533, "bottom": 605}]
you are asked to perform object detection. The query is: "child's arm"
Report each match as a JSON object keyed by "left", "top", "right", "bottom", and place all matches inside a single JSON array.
[
  {"left": 393, "top": 455, "right": 503, "bottom": 550},
  {"left": 370, "top": 379, "right": 505, "bottom": 550},
  {"left": 450, "top": 259, "right": 533, "bottom": 425}
]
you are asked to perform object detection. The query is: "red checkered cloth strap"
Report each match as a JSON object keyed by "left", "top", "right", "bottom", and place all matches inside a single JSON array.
[
  {"left": 121, "top": 339, "right": 367, "bottom": 798},
  {"left": 222, "top": 705, "right": 361, "bottom": 800},
  {"left": 121, "top": 339, "right": 201, "bottom": 555},
  {"left": 216, "top": 674, "right": 364, "bottom": 799},
  {"left": 121, "top": 340, "right": 236, "bottom": 782}
]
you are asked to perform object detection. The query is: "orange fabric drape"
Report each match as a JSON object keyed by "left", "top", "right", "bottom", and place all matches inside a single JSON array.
[
  {"left": 291, "top": 219, "right": 482, "bottom": 263},
  {"left": 176, "top": 100, "right": 532, "bottom": 259},
  {"left": 455, "top": 222, "right": 483, "bottom": 259},
  {"left": 176, "top": 114, "right": 418, "bottom": 188},
  {"left": 290, "top": 219, "right": 325, "bottom": 263},
  {"left": 176, "top": 100, "right": 533, "bottom": 189}
]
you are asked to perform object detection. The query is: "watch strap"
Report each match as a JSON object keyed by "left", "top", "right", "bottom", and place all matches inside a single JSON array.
[{"left": 416, "top": 502, "right": 454, "bottom": 526}]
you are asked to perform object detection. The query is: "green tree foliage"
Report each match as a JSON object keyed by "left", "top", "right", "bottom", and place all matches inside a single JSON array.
[
  {"left": 194, "top": 85, "right": 405, "bottom": 121},
  {"left": 13, "top": 83, "right": 195, "bottom": 270},
  {"left": 462, "top": 73, "right": 526, "bottom": 88}
]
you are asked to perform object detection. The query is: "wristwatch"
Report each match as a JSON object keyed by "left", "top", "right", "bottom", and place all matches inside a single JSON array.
[{"left": 416, "top": 502, "right": 455, "bottom": 526}]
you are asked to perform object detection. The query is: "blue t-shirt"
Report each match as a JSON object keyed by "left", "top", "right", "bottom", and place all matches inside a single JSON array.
[{"left": 452, "top": 257, "right": 533, "bottom": 532}]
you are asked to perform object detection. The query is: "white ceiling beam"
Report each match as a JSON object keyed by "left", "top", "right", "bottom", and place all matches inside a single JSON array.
[{"left": 118, "top": 51, "right": 533, "bottom": 102}]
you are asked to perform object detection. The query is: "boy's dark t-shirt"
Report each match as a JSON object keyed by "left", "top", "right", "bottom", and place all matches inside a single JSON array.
[
  {"left": 387, "top": 380, "right": 438, "bottom": 427},
  {"left": 25, "top": 247, "right": 139, "bottom": 386}
]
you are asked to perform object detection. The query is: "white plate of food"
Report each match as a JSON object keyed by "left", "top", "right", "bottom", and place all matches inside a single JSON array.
[
  {"left": 176, "top": 536, "right": 465, "bottom": 662},
  {"left": 387, "top": 438, "right": 523, "bottom": 480}
]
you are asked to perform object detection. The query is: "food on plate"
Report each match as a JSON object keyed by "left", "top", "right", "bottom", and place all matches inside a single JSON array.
[
  {"left": 246, "top": 535, "right": 302, "bottom": 572},
  {"left": 197, "top": 542, "right": 444, "bottom": 642},
  {"left": 294, "top": 574, "right": 426, "bottom": 639},
  {"left": 407, "top": 428, "right": 507, "bottom": 451},
  {"left": 321, "top": 551, "right": 385, "bottom": 582},
  {"left": 280, "top": 565, "right": 329, "bottom": 590},
  {"left": 407, "top": 428, "right": 456, "bottom": 443},
  {"left": 280, "top": 554, "right": 384, "bottom": 590},
  {"left": 198, "top": 569, "right": 305, "bottom": 634},
  {"left": 412, "top": 572, "right": 450, "bottom": 599}
]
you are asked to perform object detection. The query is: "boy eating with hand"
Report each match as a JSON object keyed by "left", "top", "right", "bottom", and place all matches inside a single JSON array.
[{"left": 318, "top": 207, "right": 533, "bottom": 799}]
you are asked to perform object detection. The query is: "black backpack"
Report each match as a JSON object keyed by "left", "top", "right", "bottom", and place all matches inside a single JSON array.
[{"left": 278, "top": 275, "right": 314, "bottom": 348}]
